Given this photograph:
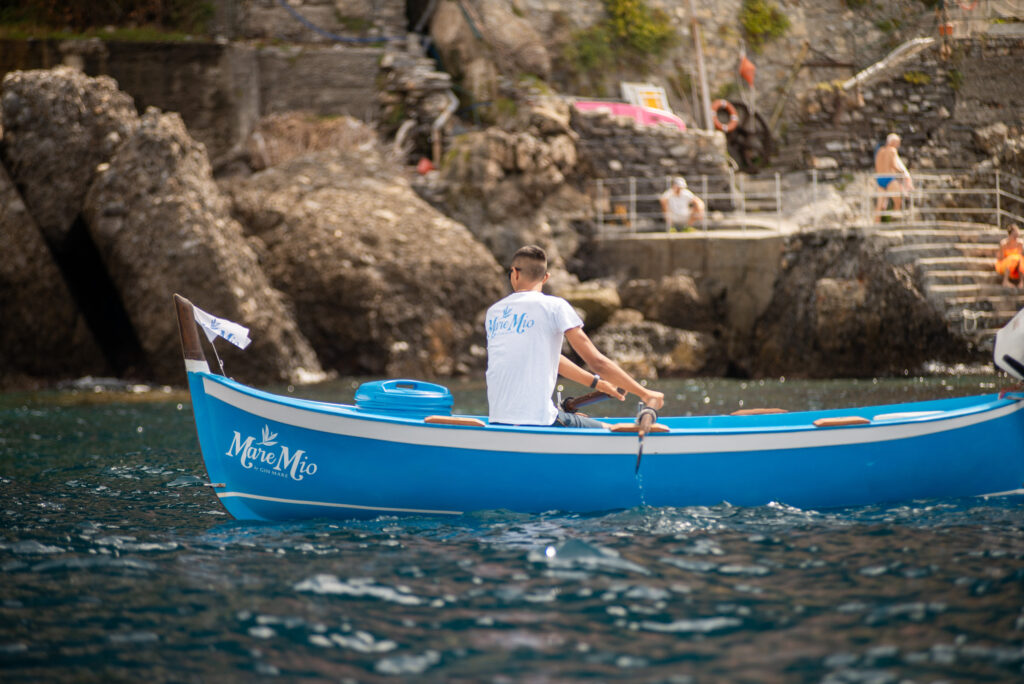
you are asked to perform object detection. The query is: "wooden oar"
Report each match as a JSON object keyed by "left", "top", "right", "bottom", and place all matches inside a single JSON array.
[
  {"left": 561, "top": 387, "right": 626, "bottom": 413},
  {"left": 633, "top": 404, "right": 658, "bottom": 474}
]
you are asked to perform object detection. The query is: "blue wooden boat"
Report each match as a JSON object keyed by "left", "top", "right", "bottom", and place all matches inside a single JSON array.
[{"left": 175, "top": 295, "right": 1024, "bottom": 521}]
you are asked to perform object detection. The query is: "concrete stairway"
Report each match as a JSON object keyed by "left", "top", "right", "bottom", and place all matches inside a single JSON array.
[{"left": 877, "top": 221, "right": 1024, "bottom": 350}]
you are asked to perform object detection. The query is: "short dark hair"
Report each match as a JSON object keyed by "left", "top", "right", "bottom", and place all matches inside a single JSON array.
[{"left": 511, "top": 245, "right": 548, "bottom": 282}]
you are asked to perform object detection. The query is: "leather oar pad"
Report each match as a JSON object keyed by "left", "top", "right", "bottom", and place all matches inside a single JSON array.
[{"left": 610, "top": 423, "right": 670, "bottom": 433}]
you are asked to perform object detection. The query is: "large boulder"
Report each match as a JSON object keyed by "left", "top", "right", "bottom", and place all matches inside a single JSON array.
[
  {"left": 0, "top": 67, "right": 138, "bottom": 247},
  {"left": 619, "top": 274, "right": 717, "bottom": 332},
  {"left": 222, "top": 140, "right": 507, "bottom": 378},
  {"left": 590, "top": 309, "right": 714, "bottom": 380},
  {"left": 430, "top": 0, "right": 550, "bottom": 103},
  {"left": 83, "top": 108, "right": 325, "bottom": 385},
  {"left": 559, "top": 280, "right": 621, "bottom": 330},
  {"left": 745, "top": 231, "right": 969, "bottom": 377},
  {"left": 436, "top": 100, "right": 586, "bottom": 269},
  {"left": 0, "top": 162, "right": 108, "bottom": 386}
]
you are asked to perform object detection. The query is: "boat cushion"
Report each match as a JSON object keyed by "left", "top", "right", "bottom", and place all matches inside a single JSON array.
[
  {"left": 813, "top": 416, "right": 870, "bottom": 427},
  {"left": 424, "top": 415, "right": 486, "bottom": 427}
]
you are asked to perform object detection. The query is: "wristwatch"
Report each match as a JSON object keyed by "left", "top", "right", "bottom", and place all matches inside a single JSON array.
[{"left": 590, "top": 374, "right": 600, "bottom": 388}]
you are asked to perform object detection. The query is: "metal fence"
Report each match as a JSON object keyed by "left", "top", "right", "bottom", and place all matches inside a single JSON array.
[
  {"left": 591, "top": 169, "right": 1024, "bottom": 235},
  {"left": 858, "top": 169, "right": 1024, "bottom": 229}
]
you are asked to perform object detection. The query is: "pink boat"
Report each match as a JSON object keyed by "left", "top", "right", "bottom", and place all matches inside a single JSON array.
[{"left": 573, "top": 100, "right": 687, "bottom": 132}]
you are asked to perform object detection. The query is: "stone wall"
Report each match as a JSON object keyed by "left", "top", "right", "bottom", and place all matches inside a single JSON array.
[
  {"left": 796, "top": 36, "right": 1024, "bottom": 172},
  {"left": 587, "top": 230, "right": 785, "bottom": 339},
  {"left": 514, "top": 0, "right": 936, "bottom": 130},
  {"left": 570, "top": 105, "right": 733, "bottom": 214},
  {"left": 0, "top": 39, "right": 384, "bottom": 162},
  {"left": 221, "top": 0, "right": 406, "bottom": 42}
]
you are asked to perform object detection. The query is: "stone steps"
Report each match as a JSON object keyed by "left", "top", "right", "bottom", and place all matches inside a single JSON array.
[
  {"left": 875, "top": 227, "right": 1003, "bottom": 246},
  {"left": 946, "top": 293, "right": 1024, "bottom": 310},
  {"left": 922, "top": 269, "right": 1000, "bottom": 286},
  {"left": 885, "top": 242, "right": 997, "bottom": 264},
  {"left": 926, "top": 282, "right": 1024, "bottom": 298},
  {"left": 915, "top": 256, "right": 996, "bottom": 271},
  {"left": 878, "top": 220, "right": 1022, "bottom": 350}
]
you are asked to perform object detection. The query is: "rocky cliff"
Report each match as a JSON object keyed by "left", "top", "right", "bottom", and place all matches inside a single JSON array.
[{"left": 0, "top": 68, "right": 505, "bottom": 388}]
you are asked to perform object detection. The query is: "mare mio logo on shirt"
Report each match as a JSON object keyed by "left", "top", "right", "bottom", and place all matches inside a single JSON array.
[{"left": 488, "top": 305, "right": 536, "bottom": 338}]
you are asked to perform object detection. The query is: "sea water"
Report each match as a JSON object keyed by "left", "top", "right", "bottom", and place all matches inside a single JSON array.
[{"left": 1, "top": 374, "right": 1023, "bottom": 682}]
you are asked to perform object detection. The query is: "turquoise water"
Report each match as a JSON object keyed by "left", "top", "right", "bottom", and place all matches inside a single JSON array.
[{"left": 2, "top": 375, "right": 1023, "bottom": 682}]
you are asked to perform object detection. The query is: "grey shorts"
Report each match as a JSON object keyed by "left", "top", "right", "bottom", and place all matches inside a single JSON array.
[{"left": 553, "top": 409, "right": 606, "bottom": 429}]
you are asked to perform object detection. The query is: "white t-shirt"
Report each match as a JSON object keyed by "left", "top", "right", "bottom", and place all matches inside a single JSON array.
[
  {"left": 485, "top": 291, "right": 583, "bottom": 425},
  {"left": 661, "top": 187, "right": 696, "bottom": 224}
]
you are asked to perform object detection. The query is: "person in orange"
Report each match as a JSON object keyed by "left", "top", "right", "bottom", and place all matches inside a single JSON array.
[{"left": 996, "top": 223, "right": 1023, "bottom": 288}]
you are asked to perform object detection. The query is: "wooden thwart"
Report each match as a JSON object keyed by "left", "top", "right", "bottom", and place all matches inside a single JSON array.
[
  {"left": 424, "top": 415, "right": 486, "bottom": 427},
  {"left": 813, "top": 416, "right": 871, "bottom": 427}
]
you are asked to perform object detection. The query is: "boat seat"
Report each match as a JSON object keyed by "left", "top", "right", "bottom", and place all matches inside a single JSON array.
[
  {"left": 813, "top": 416, "right": 871, "bottom": 427},
  {"left": 424, "top": 415, "right": 486, "bottom": 427},
  {"left": 731, "top": 408, "right": 787, "bottom": 415}
]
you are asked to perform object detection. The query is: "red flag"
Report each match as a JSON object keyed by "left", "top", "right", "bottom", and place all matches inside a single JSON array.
[{"left": 739, "top": 55, "right": 756, "bottom": 86}]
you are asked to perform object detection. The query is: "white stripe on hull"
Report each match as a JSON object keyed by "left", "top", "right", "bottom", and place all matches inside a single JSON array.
[{"left": 201, "top": 376, "right": 1023, "bottom": 455}]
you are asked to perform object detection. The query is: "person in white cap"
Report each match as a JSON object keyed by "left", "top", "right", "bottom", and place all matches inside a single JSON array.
[{"left": 659, "top": 176, "right": 705, "bottom": 231}]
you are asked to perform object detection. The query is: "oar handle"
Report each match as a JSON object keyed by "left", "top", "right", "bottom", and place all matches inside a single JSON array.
[
  {"left": 561, "top": 387, "right": 625, "bottom": 413},
  {"left": 637, "top": 406, "right": 658, "bottom": 437},
  {"left": 634, "top": 404, "right": 658, "bottom": 475}
]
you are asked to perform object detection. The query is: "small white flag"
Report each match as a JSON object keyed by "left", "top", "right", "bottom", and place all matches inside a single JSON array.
[{"left": 192, "top": 305, "right": 252, "bottom": 350}]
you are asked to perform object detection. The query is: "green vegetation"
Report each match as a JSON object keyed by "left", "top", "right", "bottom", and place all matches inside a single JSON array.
[
  {"left": 902, "top": 70, "right": 931, "bottom": 85},
  {"left": 605, "top": 0, "right": 675, "bottom": 55},
  {"left": 666, "top": 65, "right": 694, "bottom": 101},
  {"left": 875, "top": 18, "right": 901, "bottom": 33},
  {"left": 383, "top": 102, "right": 407, "bottom": 127},
  {"left": 335, "top": 14, "right": 374, "bottom": 35},
  {"left": 947, "top": 68, "right": 963, "bottom": 91},
  {"left": 0, "top": 24, "right": 200, "bottom": 42},
  {"left": 562, "top": 0, "right": 676, "bottom": 75},
  {"left": 485, "top": 97, "right": 519, "bottom": 124},
  {"left": 739, "top": 0, "right": 790, "bottom": 53},
  {"left": 0, "top": 0, "right": 212, "bottom": 36},
  {"left": 713, "top": 81, "right": 740, "bottom": 101},
  {"left": 814, "top": 79, "right": 846, "bottom": 92},
  {"left": 518, "top": 74, "right": 555, "bottom": 97},
  {"left": 565, "top": 24, "right": 615, "bottom": 72}
]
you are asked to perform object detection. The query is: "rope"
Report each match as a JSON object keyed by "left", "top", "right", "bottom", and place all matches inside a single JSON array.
[
  {"left": 413, "top": 0, "right": 441, "bottom": 34},
  {"left": 961, "top": 308, "right": 981, "bottom": 333},
  {"left": 275, "top": 0, "right": 403, "bottom": 44},
  {"left": 454, "top": 0, "right": 485, "bottom": 41},
  {"left": 209, "top": 338, "right": 227, "bottom": 377}
]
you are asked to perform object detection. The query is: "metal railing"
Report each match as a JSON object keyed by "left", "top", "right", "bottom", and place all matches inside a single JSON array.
[
  {"left": 591, "top": 169, "right": 1024, "bottom": 235},
  {"left": 863, "top": 169, "right": 1024, "bottom": 228},
  {"left": 592, "top": 171, "right": 789, "bottom": 234},
  {"left": 948, "top": 0, "right": 1024, "bottom": 38}
]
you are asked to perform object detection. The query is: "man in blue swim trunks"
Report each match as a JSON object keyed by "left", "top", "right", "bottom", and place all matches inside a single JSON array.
[{"left": 874, "top": 133, "right": 913, "bottom": 222}]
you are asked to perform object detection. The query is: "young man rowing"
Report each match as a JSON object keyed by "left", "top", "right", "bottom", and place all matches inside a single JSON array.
[{"left": 485, "top": 245, "right": 664, "bottom": 427}]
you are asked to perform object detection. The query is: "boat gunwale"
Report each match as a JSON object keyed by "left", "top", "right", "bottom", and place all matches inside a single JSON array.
[{"left": 190, "top": 371, "right": 1023, "bottom": 454}]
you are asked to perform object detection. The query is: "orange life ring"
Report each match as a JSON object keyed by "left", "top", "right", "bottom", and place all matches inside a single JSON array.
[{"left": 711, "top": 99, "right": 739, "bottom": 133}]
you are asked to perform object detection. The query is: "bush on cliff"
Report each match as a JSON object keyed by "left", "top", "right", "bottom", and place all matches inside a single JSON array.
[
  {"left": 739, "top": 0, "right": 790, "bottom": 53},
  {"left": 562, "top": 0, "right": 676, "bottom": 85}
]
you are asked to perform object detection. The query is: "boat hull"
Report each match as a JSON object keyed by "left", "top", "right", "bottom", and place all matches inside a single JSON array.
[{"left": 183, "top": 371, "right": 1024, "bottom": 521}]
